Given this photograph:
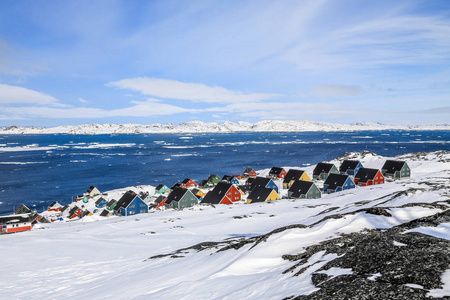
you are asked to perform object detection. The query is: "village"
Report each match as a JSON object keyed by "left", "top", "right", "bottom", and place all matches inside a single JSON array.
[{"left": 0, "top": 158, "right": 411, "bottom": 234}]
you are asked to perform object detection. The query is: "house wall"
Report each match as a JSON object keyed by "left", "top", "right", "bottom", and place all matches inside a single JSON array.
[
  {"left": 2, "top": 222, "right": 32, "bottom": 233},
  {"left": 307, "top": 185, "right": 322, "bottom": 199},
  {"left": 124, "top": 197, "right": 148, "bottom": 215}
]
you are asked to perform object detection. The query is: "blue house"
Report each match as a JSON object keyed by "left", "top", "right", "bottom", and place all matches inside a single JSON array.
[
  {"left": 115, "top": 191, "right": 148, "bottom": 216},
  {"left": 339, "top": 160, "right": 363, "bottom": 176},
  {"left": 323, "top": 173, "right": 355, "bottom": 194},
  {"left": 249, "top": 177, "right": 279, "bottom": 194},
  {"left": 95, "top": 197, "right": 109, "bottom": 208}
]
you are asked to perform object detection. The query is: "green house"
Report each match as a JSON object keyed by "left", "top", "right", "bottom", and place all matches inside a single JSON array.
[
  {"left": 381, "top": 160, "right": 411, "bottom": 179},
  {"left": 165, "top": 187, "right": 199, "bottom": 210},
  {"left": 106, "top": 199, "right": 117, "bottom": 211},
  {"left": 312, "top": 163, "right": 339, "bottom": 180},
  {"left": 207, "top": 174, "right": 222, "bottom": 186},
  {"left": 288, "top": 180, "right": 322, "bottom": 199},
  {"left": 155, "top": 184, "right": 170, "bottom": 194}
]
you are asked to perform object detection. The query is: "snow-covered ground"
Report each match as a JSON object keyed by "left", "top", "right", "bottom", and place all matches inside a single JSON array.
[
  {"left": 1, "top": 120, "right": 449, "bottom": 134},
  {"left": 0, "top": 151, "right": 449, "bottom": 299}
]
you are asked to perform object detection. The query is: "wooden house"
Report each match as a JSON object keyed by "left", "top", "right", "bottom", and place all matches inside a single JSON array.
[
  {"left": 68, "top": 206, "right": 84, "bottom": 219},
  {"left": 155, "top": 184, "right": 170, "bottom": 194},
  {"left": 202, "top": 182, "right": 242, "bottom": 205},
  {"left": 222, "top": 175, "right": 240, "bottom": 185},
  {"left": 354, "top": 168, "right": 385, "bottom": 186},
  {"left": 249, "top": 177, "right": 279, "bottom": 194},
  {"left": 80, "top": 210, "right": 92, "bottom": 218},
  {"left": 288, "top": 180, "right": 321, "bottom": 199},
  {"left": 243, "top": 168, "right": 257, "bottom": 178},
  {"left": 313, "top": 163, "right": 339, "bottom": 180},
  {"left": 381, "top": 160, "right": 411, "bottom": 179},
  {"left": 283, "top": 169, "right": 311, "bottom": 189},
  {"left": 171, "top": 183, "right": 181, "bottom": 190},
  {"left": 207, "top": 174, "right": 222, "bottom": 186},
  {"left": 154, "top": 195, "right": 167, "bottom": 210},
  {"left": 99, "top": 209, "right": 112, "bottom": 217},
  {"left": 15, "top": 204, "right": 32, "bottom": 215},
  {"left": 115, "top": 191, "right": 148, "bottom": 216},
  {"left": 247, "top": 187, "right": 280, "bottom": 204},
  {"left": 106, "top": 199, "right": 117, "bottom": 211},
  {"left": 95, "top": 197, "right": 109, "bottom": 208},
  {"left": 180, "top": 178, "right": 197, "bottom": 188},
  {"left": 0, "top": 214, "right": 33, "bottom": 234},
  {"left": 323, "top": 173, "right": 355, "bottom": 194},
  {"left": 269, "top": 167, "right": 287, "bottom": 179},
  {"left": 339, "top": 160, "right": 363, "bottom": 176},
  {"left": 191, "top": 188, "right": 206, "bottom": 200},
  {"left": 165, "top": 187, "right": 198, "bottom": 210},
  {"left": 198, "top": 179, "right": 213, "bottom": 189},
  {"left": 86, "top": 185, "right": 101, "bottom": 198},
  {"left": 47, "top": 201, "right": 63, "bottom": 212}
]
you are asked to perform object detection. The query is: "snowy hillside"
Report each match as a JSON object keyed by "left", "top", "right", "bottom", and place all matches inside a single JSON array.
[
  {"left": 0, "top": 151, "right": 449, "bottom": 299},
  {"left": 1, "top": 120, "right": 450, "bottom": 134}
]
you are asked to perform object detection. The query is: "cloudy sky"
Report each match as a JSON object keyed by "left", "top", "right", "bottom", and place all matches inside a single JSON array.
[{"left": 0, "top": 0, "right": 449, "bottom": 126}]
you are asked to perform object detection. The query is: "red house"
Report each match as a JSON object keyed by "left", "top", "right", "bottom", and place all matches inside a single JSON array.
[
  {"left": 68, "top": 206, "right": 84, "bottom": 219},
  {"left": 354, "top": 168, "right": 385, "bottom": 186},
  {"left": 243, "top": 168, "right": 257, "bottom": 178},
  {"left": 48, "top": 201, "right": 63, "bottom": 212},
  {"left": 180, "top": 178, "right": 197, "bottom": 188},
  {"left": 155, "top": 195, "right": 167, "bottom": 210},
  {"left": 269, "top": 167, "right": 287, "bottom": 179},
  {"left": 202, "top": 182, "right": 242, "bottom": 204},
  {"left": 0, "top": 214, "right": 33, "bottom": 234}
]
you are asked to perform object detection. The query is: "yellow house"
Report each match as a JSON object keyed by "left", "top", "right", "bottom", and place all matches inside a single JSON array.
[
  {"left": 247, "top": 187, "right": 280, "bottom": 204},
  {"left": 283, "top": 169, "right": 311, "bottom": 189}
]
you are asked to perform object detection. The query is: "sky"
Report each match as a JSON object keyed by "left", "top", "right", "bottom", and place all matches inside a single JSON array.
[{"left": 0, "top": 0, "right": 449, "bottom": 126}]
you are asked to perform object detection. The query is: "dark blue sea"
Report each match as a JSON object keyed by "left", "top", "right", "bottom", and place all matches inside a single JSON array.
[{"left": 0, "top": 131, "right": 449, "bottom": 215}]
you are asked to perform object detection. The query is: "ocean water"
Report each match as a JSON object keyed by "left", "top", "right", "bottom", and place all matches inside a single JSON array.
[{"left": 0, "top": 130, "right": 449, "bottom": 215}]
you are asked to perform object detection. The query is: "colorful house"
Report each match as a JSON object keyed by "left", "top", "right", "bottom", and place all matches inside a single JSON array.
[
  {"left": 68, "top": 206, "right": 84, "bottom": 219},
  {"left": 115, "top": 191, "right": 148, "bottom": 216},
  {"left": 313, "top": 163, "right": 339, "bottom": 180},
  {"left": 0, "top": 214, "right": 33, "bottom": 234},
  {"left": 154, "top": 195, "right": 167, "bottom": 209},
  {"left": 249, "top": 177, "right": 279, "bottom": 194},
  {"left": 171, "top": 183, "right": 181, "bottom": 190},
  {"left": 269, "top": 167, "right": 287, "bottom": 179},
  {"left": 381, "top": 160, "right": 411, "bottom": 180},
  {"left": 95, "top": 197, "right": 109, "bottom": 208},
  {"left": 247, "top": 187, "right": 280, "bottom": 204},
  {"left": 222, "top": 175, "right": 240, "bottom": 185},
  {"left": 47, "top": 201, "right": 63, "bottom": 212},
  {"left": 198, "top": 179, "right": 213, "bottom": 189},
  {"left": 283, "top": 169, "right": 311, "bottom": 189},
  {"left": 243, "top": 168, "right": 257, "bottom": 178},
  {"left": 354, "top": 168, "right": 385, "bottom": 186},
  {"left": 86, "top": 185, "right": 101, "bottom": 198},
  {"left": 323, "top": 173, "right": 355, "bottom": 194},
  {"left": 165, "top": 187, "right": 199, "bottom": 209},
  {"left": 207, "top": 174, "right": 222, "bottom": 186},
  {"left": 106, "top": 199, "right": 117, "bottom": 211},
  {"left": 191, "top": 188, "right": 206, "bottom": 200},
  {"left": 15, "top": 204, "right": 32, "bottom": 214},
  {"left": 339, "top": 160, "right": 363, "bottom": 176},
  {"left": 180, "top": 178, "right": 197, "bottom": 188},
  {"left": 155, "top": 184, "right": 170, "bottom": 194},
  {"left": 288, "top": 180, "right": 321, "bottom": 199},
  {"left": 99, "top": 209, "right": 112, "bottom": 217},
  {"left": 202, "top": 182, "right": 242, "bottom": 205}
]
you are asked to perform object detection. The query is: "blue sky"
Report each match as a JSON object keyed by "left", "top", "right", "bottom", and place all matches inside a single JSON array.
[{"left": 0, "top": 0, "right": 449, "bottom": 126}]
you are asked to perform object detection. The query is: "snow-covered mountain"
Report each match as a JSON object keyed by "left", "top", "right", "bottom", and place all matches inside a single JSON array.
[
  {"left": 1, "top": 120, "right": 449, "bottom": 134},
  {"left": 0, "top": 151, "right": 449, "bottom": 299}
]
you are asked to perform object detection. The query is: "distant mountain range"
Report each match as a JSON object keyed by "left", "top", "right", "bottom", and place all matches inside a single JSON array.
[{"left": 1, "top": 120, "right": 449, "bottom": 134}]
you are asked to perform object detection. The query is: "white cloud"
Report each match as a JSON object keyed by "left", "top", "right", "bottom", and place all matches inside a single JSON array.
[
  {"left": 107, "top": 78, "right": 281, "bottom": 103},
  {"left": 78, "top": 98, "right": 89, "bottom": 104},
  {"left": 0, "top": 84, "right": 62, "bottom": 106}
]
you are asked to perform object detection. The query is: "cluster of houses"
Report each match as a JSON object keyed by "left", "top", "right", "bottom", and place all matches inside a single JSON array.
[{"left": 0, "top": 159, "right": 411, "bottom": 234}]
